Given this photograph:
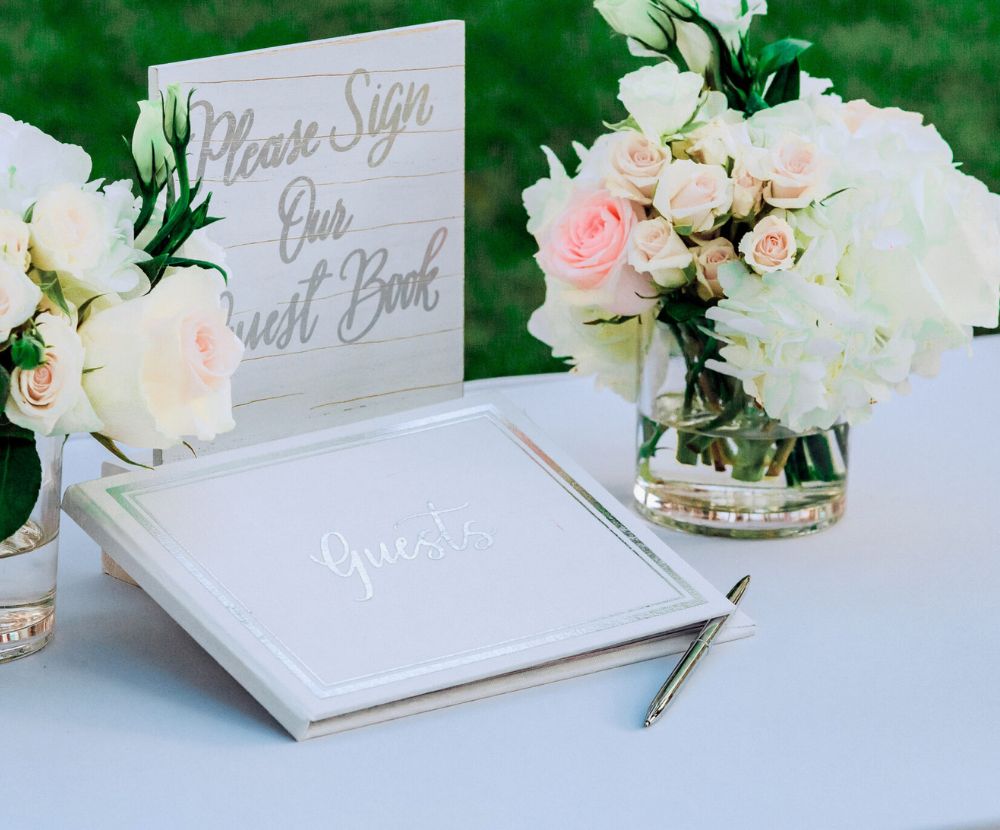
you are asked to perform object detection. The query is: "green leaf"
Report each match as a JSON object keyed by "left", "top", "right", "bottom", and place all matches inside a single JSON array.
[
  {"left": 582, "top": 314, "right": 636, "bottom": 326},
  {"left": 11, "top": 332, "right": 46, "bottom": 370},
  {"left": 76, "top": 293, "right": 107, "bottom": 324},
  {"left": 37, "top": 270, "right": 71, "bottom": 316},
  {"left": 659, "top": 300, "right": 706, "bottom": 324},
  {"left": 165, "top": 256, "right": 228, "bottom": 283},
  {"left": 0, "top": 365, "right": 8, "bottom": 405},
  {"left": 0, "top": 420, "right": 34, "bottom": 441},
  {"left": 0, "top": 435, "right": 42, "bottom": 541},
  {"left": 764, "top": 57, "right": 801, "bottom": 107},
  {"left": 603, "top": 115, "right": 642, "bottom": 134},
  {"left": 818, "top": 187, "right": 852, "bottom": 206},
  {"left": 90, "top": 433, "right": 153, "bottom": 470},
  {"left": 745, "top": 89, "right": 770, "bottom": 115},
  {"left": 756, "top": 38, "right": 811, "bottom": 81}
]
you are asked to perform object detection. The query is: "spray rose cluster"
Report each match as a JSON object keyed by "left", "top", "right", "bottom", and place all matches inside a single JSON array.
[{"left": 527, "top": 0, "right": 1000, "bottom": 436}]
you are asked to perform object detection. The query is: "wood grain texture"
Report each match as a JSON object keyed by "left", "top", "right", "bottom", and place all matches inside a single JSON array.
[{"left": 151, "top": 22, "right": 466, "bottom": 461}]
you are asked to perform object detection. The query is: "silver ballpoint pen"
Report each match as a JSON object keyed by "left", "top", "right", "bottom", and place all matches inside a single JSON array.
[{"left": 643, "top": 575, "right": 751, "bottom": 728}]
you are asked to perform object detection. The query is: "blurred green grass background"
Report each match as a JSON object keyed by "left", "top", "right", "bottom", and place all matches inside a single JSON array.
[{"left": 1, "top": 0, "right": 997, "bottom": 378}]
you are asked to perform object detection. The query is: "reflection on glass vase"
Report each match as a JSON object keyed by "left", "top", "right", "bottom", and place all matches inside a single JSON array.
[
  {"left": 635, "top": 320, "right": 847, "bottom": 538},
  {"left": 0, "top": 436, "right": 63, "bottom": 662}
]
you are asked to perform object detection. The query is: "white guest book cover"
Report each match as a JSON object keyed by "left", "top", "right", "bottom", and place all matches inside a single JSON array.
[{"left": 64, "top": 397, "right": 753, "bottom": 740}]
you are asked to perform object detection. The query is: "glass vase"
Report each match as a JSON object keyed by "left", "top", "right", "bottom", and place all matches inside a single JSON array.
[
  {"left": 0, "top": 436, "right": 63, "bottom": 662},
  {"left": 634, "top": 320, "right": 847, "bottom": 538}
]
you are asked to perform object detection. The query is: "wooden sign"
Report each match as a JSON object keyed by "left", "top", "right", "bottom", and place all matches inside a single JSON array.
[{"left": 150, "top": 22, "right": 465, "bottom": 458}]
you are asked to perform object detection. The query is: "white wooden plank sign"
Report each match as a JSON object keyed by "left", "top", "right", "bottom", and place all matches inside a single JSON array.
[{"left": 150, "top": 21, "right": 465, "bottom": 459}]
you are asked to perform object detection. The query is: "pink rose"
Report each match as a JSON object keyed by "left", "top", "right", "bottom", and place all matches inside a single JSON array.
[
  {"left": 759, "top": 135, "right": 827, "bottom": 209},
  {"left": 738, "top": 215, "right": 797, "bottom": 274},
  {"left": 694, "top": 237, "right": 737, "bottom": 299},
  {"left": 536, "top": 189, "right": 656, "bottom": 315},
  {"left": 628, "top": 218, "right": 693, "bottom": 288},
  {"left": 537, "top": 190, "right": 638, "bottom": 289}
]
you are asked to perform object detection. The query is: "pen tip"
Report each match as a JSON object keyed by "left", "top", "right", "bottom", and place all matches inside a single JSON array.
[{"left": 643, "top": 718, "right": 652, "bottom": 728}]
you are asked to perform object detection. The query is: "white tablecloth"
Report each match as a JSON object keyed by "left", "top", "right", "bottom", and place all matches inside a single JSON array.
[{"left": 4, "top": 338, "right": 1000, "bottom": 830}]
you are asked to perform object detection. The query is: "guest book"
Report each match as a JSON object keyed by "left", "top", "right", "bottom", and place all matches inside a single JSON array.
[{"left": 65, "top": 397, "right": 753, "bottom": 740}]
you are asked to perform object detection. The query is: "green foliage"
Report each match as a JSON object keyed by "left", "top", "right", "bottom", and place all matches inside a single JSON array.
[
  {"left": 0, "top": 431, "right": 42, "bottom": 540},
  {"left": 10, "top": 331, "right": 46, "bottom": 370},
  {"left": 1, "top": 0, "right": 995, "bottom": 380},
  {"left": 36, "top": 270, "right": 70, "bottom": 316}
]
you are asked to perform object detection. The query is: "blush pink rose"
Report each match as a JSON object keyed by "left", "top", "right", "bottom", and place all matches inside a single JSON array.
[
  {"left": 694, "top": 237, "right": 737, "bottom": 299},
  {"left": 605, "top": 131, "right": 668, "bottom": 204},
  {"left": 760, "top": 135, "right": 827, "bottom": 209},
  {"left": 537, "top": 190, "right": 640, "bottom": 290},
  {"left": 739, "top": 215, "right": 797, "bottom": 274}
]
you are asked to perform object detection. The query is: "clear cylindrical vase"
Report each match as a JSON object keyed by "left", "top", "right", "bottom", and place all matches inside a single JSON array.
[
  {"left": 634, "top": 320, "right": 848, "bottom": 538},
  {"left": 0, "top": 436, "right": 63, "bottom": 662}
]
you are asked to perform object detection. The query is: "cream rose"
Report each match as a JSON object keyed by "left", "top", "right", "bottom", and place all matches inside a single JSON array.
[
  {"left": 604, "top": 131, "right": 668, "bottom": 205},
  {"left": 79, "top": 269, "right": 243, "bottom": 449},
  {"left": 29, "top": 184, "right": 107, "bottom": 276},
  {"left": 0, "top": 209, "right": 31, "bottom": 272},
  {"left": 731, "top": 159, "right": 764, "bottom": 218},
  {"left": 628, "top": 218, "right": 693, "bottom": 288},
  {"left": 694, "top": 237, "right": 737, "bottom": 299},
  {"left": 684, "top": 114, "right": 747, "bottom": 167},
  {"left": 756, "top": 134, "right": 828, "bottom": 209},
  {"left": 5, "top": 311, "right": 102, "bottom": 436},
  {"left": 653, "top": 159, "right": 733, "bottom": 233},
  {"left": 739, "top": 215, "right": 797, "bottom": 274},
  {"left": 0, "top": 260, "right": 42, "bottom": 342},
  {"left": 618, "top": 63, "right": 705, "bottom": 142}
]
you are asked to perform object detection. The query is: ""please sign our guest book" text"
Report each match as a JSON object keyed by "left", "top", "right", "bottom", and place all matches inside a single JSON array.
[{"left": 151, "top": 22, "right": 465, "bottom": 459}]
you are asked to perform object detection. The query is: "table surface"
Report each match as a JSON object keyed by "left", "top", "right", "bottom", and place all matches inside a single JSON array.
[{"left": 4, "top": 338, "right": 1000, "bottom": 830}]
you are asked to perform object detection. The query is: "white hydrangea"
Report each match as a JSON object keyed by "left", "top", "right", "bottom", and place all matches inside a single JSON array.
[
  {"left": 706, "top": 262, "right": 916, "bottom": 431},
  {"left": 528, "top": 281, "right": 654, "bottom": 401},
  {"left": 704, "top": 98, "right": 1000, "bottom": 428}
]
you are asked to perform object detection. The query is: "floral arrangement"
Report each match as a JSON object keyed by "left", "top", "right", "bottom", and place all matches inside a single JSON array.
[
  {"left": 0, "top": 86, "right": 243, "bottom": 538},
  {"left": 525, "top": 0, "right": 1000, "bottom": 485}
]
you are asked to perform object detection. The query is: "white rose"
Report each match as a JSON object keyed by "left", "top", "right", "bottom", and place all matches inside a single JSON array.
[
  {"left": 618, "top": 63, "right": 705, "bottom": 142},
  {"left": 752, "top": 133, "right": 829, "bottom": 209},
  {"left": 693, "top": 237, "right": 737, "bottom": 299},
  {"left": 628, "top": 218, "right": 693, "bottom": 287},
  {"left": 739, "top": 214, "right": 797, "bottom": 273},
  {"left": 0, "top": 209, "right": 31, "bottom": 272},
  {"left": 79, "top": 269, "right": 243, "bottom": 449},
  {"left": 0, "top": 260, "right": 41, "bottom": 342},
  {"left": 5, "top": 311, "right": 102, "bottom": 436},
  {"left": 653, "top": 159, "right": 733, "bottom": 233}
]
